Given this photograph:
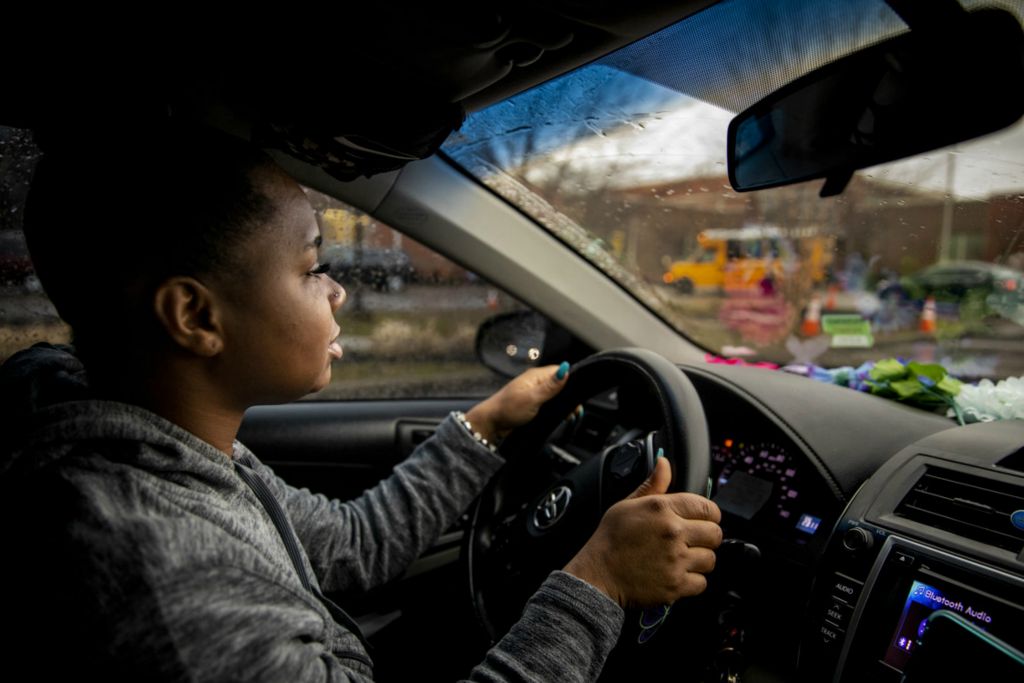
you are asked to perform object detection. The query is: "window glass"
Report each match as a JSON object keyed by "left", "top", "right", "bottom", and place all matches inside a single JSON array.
[
  {"left": 303, "top": 187, "right": 522, "bottom": 399},
  {"left": 0, "top": 128, "right": 71, "bottom": 361},
  {"left": 443, "top": 0, "right": 1024, "bottom": 381},
  {"left": 0, "top": 127, "right": 519, "bottom": 400}
]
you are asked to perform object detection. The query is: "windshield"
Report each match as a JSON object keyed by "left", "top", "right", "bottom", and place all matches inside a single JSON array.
[{"left": 443, "top": 0, "right": 1024, "bottom": 382}]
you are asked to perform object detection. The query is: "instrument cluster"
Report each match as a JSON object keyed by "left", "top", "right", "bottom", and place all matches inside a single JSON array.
[{"left": 710, "top": 432, "right": 834, "bottom": 549}]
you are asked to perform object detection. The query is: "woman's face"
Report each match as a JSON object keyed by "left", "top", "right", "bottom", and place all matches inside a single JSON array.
[{"left": 214, "top": 166, "right": 345, "bottom": 406}]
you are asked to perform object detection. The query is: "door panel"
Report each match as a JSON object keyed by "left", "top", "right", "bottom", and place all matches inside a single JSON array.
[{"left": 239, "top": 399, "right": 477, "bottom": 502}]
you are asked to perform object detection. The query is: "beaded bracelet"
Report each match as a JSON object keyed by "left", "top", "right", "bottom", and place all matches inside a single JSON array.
[{"left": 452, "top": 411, "right": 499, "bottom": 454}]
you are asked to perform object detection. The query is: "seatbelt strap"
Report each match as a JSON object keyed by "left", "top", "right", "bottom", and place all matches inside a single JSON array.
[{"left": 233, "top": 461, "right": 374, "bottom": 663}]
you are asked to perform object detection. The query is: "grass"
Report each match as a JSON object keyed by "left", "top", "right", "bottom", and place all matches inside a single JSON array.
[
  {"left": 0, "top": 321, "right": 71, "bottom": 362},
  {"left": 339, "top": 308, "right": 498, "bottom": 336},
  {"left": 310, "top": 360, "right": 503, "bottom": 400}
]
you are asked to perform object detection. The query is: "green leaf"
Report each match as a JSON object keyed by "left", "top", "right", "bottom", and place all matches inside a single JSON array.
[
  {"left": 907, "top": 362, "right": 946, "bottom": 384},
  {"left": 866, "top": 379, "right": 893, "bottom": 395},
  {"left": 890, "top": 378, "right": 925, "bottom": 399},
  {"left": 870, "top": 358, "right": 907, "bottom": 382},
  {"left": 937, "top": 375, "right": 962, "bottom": 396}
]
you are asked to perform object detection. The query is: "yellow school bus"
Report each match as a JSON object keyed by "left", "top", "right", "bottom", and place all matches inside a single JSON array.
[{"left": 662, "top": 226, "right": 831, "bottom": 294}]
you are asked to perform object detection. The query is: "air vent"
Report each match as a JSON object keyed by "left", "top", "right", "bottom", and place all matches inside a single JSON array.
[{"left": 894, "top": 467, "right": 1024, "bottom": 553}]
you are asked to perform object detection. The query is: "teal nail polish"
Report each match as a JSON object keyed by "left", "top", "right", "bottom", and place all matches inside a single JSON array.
[
  {"left": 657, "top": 447, "right": 665, "bottom": 459},
  {"left": 556, "top": 361, "right": 570, "bottom": 380}
]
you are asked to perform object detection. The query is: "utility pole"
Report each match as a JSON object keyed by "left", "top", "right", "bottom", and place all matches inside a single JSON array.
[{"left": 938, "top": 150, "right": 955, "bottom": 262}]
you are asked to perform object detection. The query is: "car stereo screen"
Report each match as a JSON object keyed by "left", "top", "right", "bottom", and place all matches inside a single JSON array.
[{"left": 883, "top": 578, "right": 1012, "bottom": 671}]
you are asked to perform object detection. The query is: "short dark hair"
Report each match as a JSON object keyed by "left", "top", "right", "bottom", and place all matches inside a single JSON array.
[{"left": 24, "top": 123, "right": 277, "bottom": 369}]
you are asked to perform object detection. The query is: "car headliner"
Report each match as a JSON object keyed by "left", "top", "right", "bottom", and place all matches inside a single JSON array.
[{"left": 3, "top": 3, "right": 718, "bottom": 149}]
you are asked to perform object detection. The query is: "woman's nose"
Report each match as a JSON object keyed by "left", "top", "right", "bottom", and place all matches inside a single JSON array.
[{"left": 329, "top": 282, "right": 347, "bottom": 310}]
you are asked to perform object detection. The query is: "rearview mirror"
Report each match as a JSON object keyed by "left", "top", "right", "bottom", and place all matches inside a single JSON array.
[{"left": 727, "top": 8, "right": 1024, "bottom": 196}]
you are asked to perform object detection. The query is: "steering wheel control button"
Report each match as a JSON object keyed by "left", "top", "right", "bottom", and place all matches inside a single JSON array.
[
  {"left": 608, "top": 441, "right": 645, "bottom": 479},
  {"left": 602, "top": 436, "right": 658, "bottom": 503},
  {"left": 532, "top": 485, "right": 573, "bottom": 530}
]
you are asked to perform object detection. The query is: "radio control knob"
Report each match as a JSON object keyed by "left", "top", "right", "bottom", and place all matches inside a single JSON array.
[{"left": 842, "top": 527, "right": 873, "bottom": 553}]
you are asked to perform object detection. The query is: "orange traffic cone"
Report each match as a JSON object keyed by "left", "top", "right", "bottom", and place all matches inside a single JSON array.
[
  {"left": 825, "top": 284, "right": 839, "bottom": 310},
  {"left": 919, "top": 296, "right": 937, "bottom": 333},
  {"left": 801, "top": 295, "right": 822, "bottom": 336}
]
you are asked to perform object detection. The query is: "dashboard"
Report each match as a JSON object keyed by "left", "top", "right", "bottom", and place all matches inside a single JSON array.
[
  {"left": 802, "top": 419, "right": 1024, "bottom": 682},
  {"left": 677, "top": 364, "right": 1024, "bottom": 681}
]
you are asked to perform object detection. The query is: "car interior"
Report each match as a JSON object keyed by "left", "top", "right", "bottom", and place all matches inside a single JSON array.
[{"left": 3, "top": 1, "right": 1024, "bottom": 681}]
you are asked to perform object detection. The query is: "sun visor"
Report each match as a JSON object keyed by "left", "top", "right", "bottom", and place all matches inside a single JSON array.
[{"left": 253, "top": 97, "right": 465, "bottom": 182}]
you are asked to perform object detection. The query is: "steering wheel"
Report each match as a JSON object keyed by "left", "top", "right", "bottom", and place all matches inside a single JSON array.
[{"left": 466, "top": 348, "right": 711, "bottom": 642}]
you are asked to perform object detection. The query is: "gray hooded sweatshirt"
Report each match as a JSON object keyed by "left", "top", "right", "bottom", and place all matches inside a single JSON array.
[{"left": 0, "top": 345, "right": 623, "bottom": 681}]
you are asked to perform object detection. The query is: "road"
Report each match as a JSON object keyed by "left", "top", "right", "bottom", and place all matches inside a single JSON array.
[
  {"left": 340, "top": 283, "right": 505, "bottom": 313},
  {"left": 4, "top": 283, "right": 1022, "bottom": 382}
]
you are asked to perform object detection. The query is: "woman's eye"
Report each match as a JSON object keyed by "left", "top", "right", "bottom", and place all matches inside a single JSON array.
[{"left": 309, "top": 263, "right": 330, "bottom": 277}]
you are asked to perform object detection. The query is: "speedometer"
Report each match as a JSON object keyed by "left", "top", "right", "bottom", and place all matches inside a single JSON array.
[
  {"left": 719, "top": 440, "right": 800, "bottom": 521},
  {"left": 711, "top": 437, "right": 823, "bottom": 542}
]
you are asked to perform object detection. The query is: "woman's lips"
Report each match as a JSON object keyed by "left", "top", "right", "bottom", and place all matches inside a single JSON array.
[{"left": 329, "top": 329, "right": 344, "bottom": 360}]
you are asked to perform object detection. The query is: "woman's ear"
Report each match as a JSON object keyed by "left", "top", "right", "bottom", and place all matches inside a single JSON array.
[{"left": 152, "top": 277, "right": 225, "bottom": 357}]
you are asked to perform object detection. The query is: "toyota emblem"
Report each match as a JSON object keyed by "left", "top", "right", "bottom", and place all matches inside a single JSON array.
[{"left": 533, "top": 485, "right": 573, "bottom": 530}]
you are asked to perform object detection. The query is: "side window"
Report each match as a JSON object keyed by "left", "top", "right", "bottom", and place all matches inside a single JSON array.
[
  {"left": 0, "top": 127, "right": 529, "bottom": 400},
  {"left": 0, "top": 129, "right": 71, "bottom": 361},
  {"left": 303, "top": 187, "right": 527, "bottom": 399}
]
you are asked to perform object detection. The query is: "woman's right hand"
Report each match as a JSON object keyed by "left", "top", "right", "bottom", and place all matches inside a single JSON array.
[{"left": 563, "top": 457, "right": 723, "bottom": 609}]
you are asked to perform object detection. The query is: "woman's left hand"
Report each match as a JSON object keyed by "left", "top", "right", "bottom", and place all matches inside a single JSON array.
[{"left": 464, "top": 362, "right": 570, "bottom": 444}]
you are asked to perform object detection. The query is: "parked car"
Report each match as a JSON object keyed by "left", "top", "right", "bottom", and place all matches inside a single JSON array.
[
  {"left": 322, "top": 244, "right": 415, "bottom": 292},
  {"left": 3, "top": 1, "right": 1024, "bottom": 682},
  {"left": 878, "top": 260, "right": 1024, "bottom": 307}
]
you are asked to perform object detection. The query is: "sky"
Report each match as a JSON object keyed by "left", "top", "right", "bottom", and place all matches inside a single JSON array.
[
  {"left": 452, "top": 78, "right": 1024, "bottom": 202},
  {"left": 445, "top": 0, "right": 1024, "bottom": 202}
]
